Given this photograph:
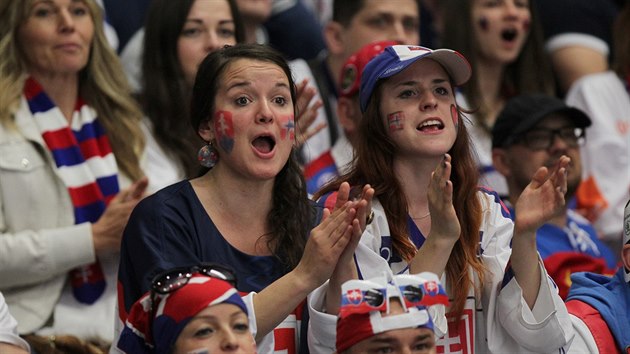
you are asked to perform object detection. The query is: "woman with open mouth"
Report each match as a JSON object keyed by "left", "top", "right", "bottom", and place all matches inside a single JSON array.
[{"left": 438, "top": 0, "right": 556, "bottom": 199}]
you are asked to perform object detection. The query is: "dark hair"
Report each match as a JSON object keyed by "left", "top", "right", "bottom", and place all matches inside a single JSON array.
[
  {"left": 191, "top": 44, "right": 313, "bottom": 269},
  {"left": 315, "top": 77, "right": 485, "bottom": 320},
  {"left": 440, "top": 0, "right": 554, "bottom": 132},
  {"left": 612, "top": 2, "right": 630, "bottom": 79},
  {"left": 332, "top": 0, "right": 421, "bottom": 27},
  {"left": 141, "top": 0, "right": 245, "bottom": 178}
]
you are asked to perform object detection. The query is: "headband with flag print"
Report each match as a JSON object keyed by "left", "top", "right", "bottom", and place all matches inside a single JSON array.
[
  {"left": 116, "top": 274, "right": 249, "bottom": 354},
  {"left": 336, "top": 272, "right": 448, "bottom": 352}
]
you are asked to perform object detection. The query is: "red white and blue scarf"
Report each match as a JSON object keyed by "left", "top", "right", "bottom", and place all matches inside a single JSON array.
[{"left": 24, "top": 77, "right": 119, "bottom": 304}]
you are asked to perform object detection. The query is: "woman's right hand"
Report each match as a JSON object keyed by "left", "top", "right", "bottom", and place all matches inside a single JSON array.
[
  {"left": 91, "top": 177, "right": 148, "bottom": 257},
  {"left": 427, "top": 154, "right": 460, "bottom": 244},
  {"left": 294, "top": 202, "right": 357, "bottom": 290}
]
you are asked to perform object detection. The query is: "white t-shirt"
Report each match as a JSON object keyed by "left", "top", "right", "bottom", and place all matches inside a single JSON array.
[{"left": 565, "top": 71, "right": 630, "bottom": 242}]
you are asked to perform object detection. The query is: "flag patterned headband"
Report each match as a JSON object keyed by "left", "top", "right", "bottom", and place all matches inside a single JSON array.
[{"left": 336, "top": 272, "right": 449, "bottom": 352}]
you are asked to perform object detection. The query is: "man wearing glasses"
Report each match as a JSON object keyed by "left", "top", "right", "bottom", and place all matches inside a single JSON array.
[{"left": 491, "top": 94, "right": 617, "bottom": 299}]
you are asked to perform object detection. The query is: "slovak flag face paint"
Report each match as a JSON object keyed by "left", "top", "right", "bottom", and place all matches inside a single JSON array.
[
  {"left": 388, "top": 111, "right": 406, "bottom": 132},
  {"left": 450, "top": 104, "right": 459, "bottom": 130},
  {"left": 280, "top": 115, "right": 295, "bottom": 141},
  {"left": 214, "top": 111, "right": 235, "bottom": 154}
]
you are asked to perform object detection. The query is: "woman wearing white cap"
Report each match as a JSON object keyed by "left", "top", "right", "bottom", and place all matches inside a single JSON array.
[{"left": 312, "top": 44, "right": 574, "bottom": 353}]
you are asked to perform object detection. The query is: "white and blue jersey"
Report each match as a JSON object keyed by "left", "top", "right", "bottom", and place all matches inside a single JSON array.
[{"left": 309, "top": 188, "right": 574, "bottom": 354}]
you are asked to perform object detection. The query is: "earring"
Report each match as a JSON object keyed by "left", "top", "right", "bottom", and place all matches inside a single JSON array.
[{"left": 198, "top": 141, "right": 218, "bottom": 168}]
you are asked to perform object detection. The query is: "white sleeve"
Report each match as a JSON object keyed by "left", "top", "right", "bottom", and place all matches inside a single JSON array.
[
  {"left": 0, "top": 293, "right": 29, "bottom": 351},
  {"left": 307, "top": 282, "right": 338, "bottom": 354},
  {"left": 0, "top": 223, "right": 94, "bottom": 288},
  {"left": 478, "top": 192, "right": 574, "bottom": 352}
]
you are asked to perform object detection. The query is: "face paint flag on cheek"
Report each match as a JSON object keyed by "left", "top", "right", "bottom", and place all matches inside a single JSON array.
[
  {"left": 280, "top": 115, "right": 295, "bottom": 140},
  {"left": 388, "top": 111, "right": 405, "bottom": 132},
  {"left": 450, "top": 104, "right": 459, "bottom": 130},
  {"left": 214, "top": 111, "right": 235, "bottom": 153}
]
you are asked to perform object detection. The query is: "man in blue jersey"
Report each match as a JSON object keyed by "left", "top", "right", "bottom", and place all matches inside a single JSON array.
[
  {"left": 491, "top": 93, "right": 617, "bottom": 299},
  {"left": 565, "top": 199, "right": 630, "bottom": 353}
]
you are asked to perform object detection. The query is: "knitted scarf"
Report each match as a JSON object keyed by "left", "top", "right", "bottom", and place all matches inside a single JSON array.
[{"left": 25, "top": 77, "right": 119, "bottom": 304}]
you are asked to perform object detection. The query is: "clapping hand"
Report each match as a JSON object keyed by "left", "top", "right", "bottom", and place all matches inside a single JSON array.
[{"left": 514, "top": 155, "right": 570, "bottom": 236}]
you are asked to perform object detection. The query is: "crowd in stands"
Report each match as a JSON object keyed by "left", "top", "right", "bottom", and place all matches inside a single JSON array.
[{"left": 1, "top": 0, "right": 629, "bottom": 353}]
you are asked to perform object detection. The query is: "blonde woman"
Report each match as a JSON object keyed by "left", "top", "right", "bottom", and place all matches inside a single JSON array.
[{"left": 0, "top": 0, "right": 146, "bottom": 344}]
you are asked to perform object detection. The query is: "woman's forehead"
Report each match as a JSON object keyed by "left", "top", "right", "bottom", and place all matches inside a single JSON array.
[{"left": 385, "top": 59, "right": 451, "bottom": 86}]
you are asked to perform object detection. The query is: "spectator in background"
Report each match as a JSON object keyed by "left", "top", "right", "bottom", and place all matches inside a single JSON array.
[
  {"left": 0, "top": 0, "right": 146, "bottom": 344},
  {"left": 565, "top": 1, "right": 630, "bottom": 258},
  {"left": 138, "top": 0, "right": 244, "bottom": 192},
  {"left": 291, "top": 0, "right": 421, "bottom": 165},
  {"left": 439, "top": 0, "right": 555, "bottom": 198},
  {"left": 565, "top": 199, "right": 630, "bottom": 353},
  {"left": 117, "top": 265, "right": 257, "bottom": 354},
  {"left": 492, "top": 94, "right": 617, "bottom": 299},
  {"left": 235, "top": 0, "right": 272, "bottom": 44},
  {"left": 264, "top": 0, "right": 326, "bottom": 61},
  {"left": 535, "top": 0, "right": 620, "bottom": 96},
  {"left": 304, "top": 40, "right": 398, "bottom": 194},
  {"left": 0, "top": 293, "right": 29, "bottom": 354}
]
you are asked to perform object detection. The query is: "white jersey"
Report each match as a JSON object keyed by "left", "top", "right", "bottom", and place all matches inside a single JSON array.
[
  {"left": 308, "top": 190, "right": 574, "bottom": 353},
  {"left": 565, "top": 71, "right": 630, "bottom": 242}
]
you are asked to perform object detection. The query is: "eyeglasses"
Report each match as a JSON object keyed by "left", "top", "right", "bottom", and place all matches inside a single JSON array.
[
  {"left": 151, "top": 263, "right": 237, "bottom": 294},
  {"left": 514, "top": 127, "right": 585, "bottom": 150}
]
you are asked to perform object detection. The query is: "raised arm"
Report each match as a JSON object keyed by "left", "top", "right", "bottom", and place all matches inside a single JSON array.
[
  {"left": 252, "top": 202, "right": 357, "bottom": 340},
  {"left": 410, "top": 154, "right": 460, "bottom": 275},
  {"left": 511, "top": 155, "right": 570, "bottom": 308}
]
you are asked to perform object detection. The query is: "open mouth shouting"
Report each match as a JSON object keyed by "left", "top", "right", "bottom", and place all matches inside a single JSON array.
[
  {"left": 416, "top": 119, "right": 445, "bottom": 133},
  {"left": 252, "top": 133, "right": 276, "bottom": 156},
  {"left": 501, "top": 27, "right": 518, "bottom": 42}
]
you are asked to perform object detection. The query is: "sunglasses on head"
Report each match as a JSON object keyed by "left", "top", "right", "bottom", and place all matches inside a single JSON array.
[
  {"left": 151, "top": 263, "right": 237, "bottom": 295},
  {"left": 148, "top": 263, "right": 238, "bottom": 341}
]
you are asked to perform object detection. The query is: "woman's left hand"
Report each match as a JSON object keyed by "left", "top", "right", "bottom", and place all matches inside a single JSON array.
[{"left": 514, "top": 155, "right": 570, "bottom": 235}]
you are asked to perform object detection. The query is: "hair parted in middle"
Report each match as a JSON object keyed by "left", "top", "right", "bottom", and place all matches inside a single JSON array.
[
  {"left": 191, "top": 43, "right": 315, "bottom": 270},
  {"left": 315, "top": 65, "right": 485, "bottom": 320}
]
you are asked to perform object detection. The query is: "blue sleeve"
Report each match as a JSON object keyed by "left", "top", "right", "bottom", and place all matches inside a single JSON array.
[{"left": 117, "top": 192, "right": 202, "bottom": 314}]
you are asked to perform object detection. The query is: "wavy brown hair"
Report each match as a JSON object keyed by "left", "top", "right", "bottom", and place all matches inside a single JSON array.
[
  {"left": 315, "top": 78, "right": 485, "bottom": 318},
  {"left": 0, "top": 0, "right": 144, "bottom": 181},
  {"left": 190, "top": 44, "right": 313, "bottom": 269}
]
